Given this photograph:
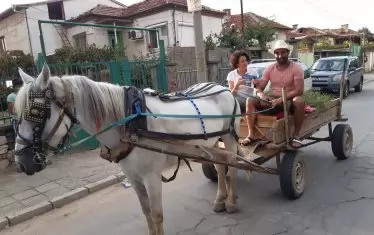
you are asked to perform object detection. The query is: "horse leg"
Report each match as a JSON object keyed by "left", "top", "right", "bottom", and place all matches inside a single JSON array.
[
  {"left": 221, "top": 134, "right": 238, "bottom": 213},
  {"left": 213, "top": 158, "right": 228, "bottom": 212},
  {"left": 144, "top": 173, "right": 164, "bottom": 235},
  {"left": 130, "top": 180, "right": 156, "bottom": 235}
]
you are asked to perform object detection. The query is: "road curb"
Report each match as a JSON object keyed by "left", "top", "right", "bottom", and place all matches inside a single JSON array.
[{"left": 0, "top": 172, "right": 126, "bottom": 231}]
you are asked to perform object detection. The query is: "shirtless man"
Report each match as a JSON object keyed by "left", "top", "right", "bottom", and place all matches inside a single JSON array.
[{"left": 243, "top": 40, "right": 305, "bottom": 148}]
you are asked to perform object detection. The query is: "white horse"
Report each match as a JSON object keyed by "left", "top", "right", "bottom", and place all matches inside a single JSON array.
[{"left": 14, "top": 64, "right": 243, "bottom": 235}]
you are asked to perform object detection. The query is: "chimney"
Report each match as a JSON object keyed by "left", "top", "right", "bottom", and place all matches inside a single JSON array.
[
  {"left": 223, "top": 8, "right": 231, "bottom": 16},
  {"left": 292, "top": 24, "right": 298, "bottom": 30},
  {"left": 341, "top": 24, "right": 349, "bottom": 33}
]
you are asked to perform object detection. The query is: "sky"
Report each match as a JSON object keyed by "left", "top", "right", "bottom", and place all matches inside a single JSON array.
[{"left": 0, "top": 0, "right": 371, "bottom": 31}]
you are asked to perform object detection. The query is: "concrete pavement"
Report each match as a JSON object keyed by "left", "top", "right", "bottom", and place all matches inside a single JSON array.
[
  {"left": 0, "top": 148, "right": 124, "bottom": 221},
  {"left": 2, "top": 75, "right": 374, "bottom": 234}
]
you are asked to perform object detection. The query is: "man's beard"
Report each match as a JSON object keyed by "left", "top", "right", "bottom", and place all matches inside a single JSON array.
[{"left": 276, "top": 57, "right": 288, "bottom": 65}]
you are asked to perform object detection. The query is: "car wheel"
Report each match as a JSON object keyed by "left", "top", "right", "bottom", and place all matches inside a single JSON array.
[
  {"left": 354, "top": 77, "right": 363, "bottom": 92},
  {"left": 343, "top": 82, "right": 349, "bottom": 99}
]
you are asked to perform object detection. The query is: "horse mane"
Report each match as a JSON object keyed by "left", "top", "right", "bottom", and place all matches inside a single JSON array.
[{"left": 15, "top": 75, "right": 126, "bottom": 132}]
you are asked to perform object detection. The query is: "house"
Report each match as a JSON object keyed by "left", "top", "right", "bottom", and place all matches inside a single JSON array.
[
  {"left": 221, "top": 9, "right": 292, "bottom": 45},
  {"left": 287, "top": 24, "right": 362, "bottom": 62},
  {"left": 66, "top": 0, "right": 226, "bottom": 58},
  {"left": 0, "top": 0, "right": 126, "bottom": 60}
]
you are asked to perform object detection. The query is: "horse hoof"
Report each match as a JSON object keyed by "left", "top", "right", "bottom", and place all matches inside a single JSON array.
[
  {"left": 213, "top": 202, "right": 226, "bottom": 213},
  {"left": 225, "top": 203, "right": 238, "bottom": 214}
]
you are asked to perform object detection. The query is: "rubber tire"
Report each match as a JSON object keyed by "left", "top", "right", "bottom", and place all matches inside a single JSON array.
[
  {"left": 354, "top": 78, "right": 363, "bottom": 92},
  {"left": 343, "top": 81, "right": 349, "bottom": 99},
  {"left": 331, "top": 124, "right": 353, "bottom": 160},
  {"left": 279, "top": 151, "right": 305, "bottom": 200},
  {"left": 201, "top": 163, "right": 228, "bottom": 182}
]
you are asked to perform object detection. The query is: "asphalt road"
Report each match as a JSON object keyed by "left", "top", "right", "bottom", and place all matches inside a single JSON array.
[{"left": 3, "top": 79, "right": 374, "bottom": 235}]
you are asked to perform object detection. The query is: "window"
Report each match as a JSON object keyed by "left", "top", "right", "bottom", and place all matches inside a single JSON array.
[
  {"left": 349, "top": 59, "right": 358, "bottom": 69},
  {"left": 73, "top": 33, "right": 86, "bottom": 49},
  {"left": 0, "top": 36, "right": 5, "bottom": 52},
  {"left": 47, "top": 1, "right": 65, "bottom": 20},
  {"left": 148, "top": 30, "right": 159, "bottom": 49},
  {"left": 147, "top": 24, "right": 167, "bottom": 49}
]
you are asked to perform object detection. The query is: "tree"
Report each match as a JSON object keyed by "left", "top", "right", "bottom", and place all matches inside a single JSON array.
[
  {"left": 211, "top": 19, "right": 275, "bottom": 51},
  {"left": 244, "top": 22, "right": 276, "bottom": 48},
  {"left": 214, "top": 25, "right": 242, "bottom": 52},
  {"left": 358, "top": 27, "right": 372, "bottom": 36}
]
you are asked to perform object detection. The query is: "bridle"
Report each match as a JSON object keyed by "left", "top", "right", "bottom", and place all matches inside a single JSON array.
[{"left": 14, "top": 84, "right": 79, "bottom": 166}]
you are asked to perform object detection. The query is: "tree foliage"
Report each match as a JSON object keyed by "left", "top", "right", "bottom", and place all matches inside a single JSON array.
[
  {"left": 205, "top": 19, "right": 276, "bottom": 51},
  {"left": 48, "top": 44, "right": 126, "bottom": 64}
]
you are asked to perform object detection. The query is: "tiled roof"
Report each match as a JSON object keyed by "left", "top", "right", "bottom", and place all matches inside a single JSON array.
[
  {"left": 287, "top": 27, "right": 330, "bottom": 39},
  {"left": 68, "top": 0, "right": 225, "bottom": 22},
  {"left": 225, "top": 12, "right": 291, "bottom": 30},
  {"left": 122, "top": 0, "right": 224, "bottom": 17},
  {"left": 287, "top": 26, "right": 360, "bottom": 40},
  {"left": 79, "top": 4, "right": 124, "bottom": 18},
  {"left": 324, "top": 28, "right": 359, "bottom": 37}
]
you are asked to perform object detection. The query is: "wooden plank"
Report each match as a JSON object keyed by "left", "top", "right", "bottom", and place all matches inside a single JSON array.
[
  {"left": 238, "top": 99, "right": 340, "bottom": 144},
  {"left": 118, "top": 139, "right": 278, "bottom": 174}
]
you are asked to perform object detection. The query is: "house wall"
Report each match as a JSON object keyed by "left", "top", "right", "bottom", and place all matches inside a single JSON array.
[
  {"left": 125, "top": 10, "right": 173, "bottom": 58},
  {"left": 67, "top": 20, "right": 110, "bottom": 48},
  {"left": 0, "top": 0, "right": 125, "bottom": 60},
  {"left": 123, "top": 9, "right": 223, "bottom": 58},
  {"left": 0, "top": 10, "right": 31, "bottom": 54}
]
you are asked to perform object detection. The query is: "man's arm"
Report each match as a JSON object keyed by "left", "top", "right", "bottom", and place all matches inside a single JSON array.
[{"left": 286, "top": 64, "right": 304, "bottom": 100}]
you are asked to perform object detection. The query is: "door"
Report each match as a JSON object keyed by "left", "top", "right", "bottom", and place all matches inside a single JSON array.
[
  {"left": 348, "top": 58, "right": 360, "bottom": 87},
  {"left": 108, "top": 30, "right": 124, "bottom": 51}
]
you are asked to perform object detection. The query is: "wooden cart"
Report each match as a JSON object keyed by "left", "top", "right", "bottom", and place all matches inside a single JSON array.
[{"left": 201, "top": 88, "right": 353, "bottom": 200}]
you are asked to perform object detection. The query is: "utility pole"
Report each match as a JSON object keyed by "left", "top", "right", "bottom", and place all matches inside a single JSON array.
[
  {"left": 240, "top": 0, "right": 245, "bottom": 49},
  {"left": 188, "top": 0, "right": 208, "bottom": 82}
]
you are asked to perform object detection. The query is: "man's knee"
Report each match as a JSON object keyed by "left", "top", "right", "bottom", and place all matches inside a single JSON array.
[{"left": 292, "top": 96, "right": 304, "bottom": 107}]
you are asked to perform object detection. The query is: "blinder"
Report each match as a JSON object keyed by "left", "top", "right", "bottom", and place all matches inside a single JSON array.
[{"left": 14, "top": 86, "right": 78, "bottom": 165}]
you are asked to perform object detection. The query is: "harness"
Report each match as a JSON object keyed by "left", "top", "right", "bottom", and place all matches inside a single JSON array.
[
  {"left": 14, "top": 84, "right": 78, "bottom": 168},
  {"left": 101, "top": 82, "right": 239, "bottom": 183},
  {"left": 16, "top": 82, "right": 240, "bottom": 182}
]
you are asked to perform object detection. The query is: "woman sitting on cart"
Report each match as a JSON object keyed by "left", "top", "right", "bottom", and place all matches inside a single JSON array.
[{"left": 226, "top": 50, "right": 260, "bottom": 145}]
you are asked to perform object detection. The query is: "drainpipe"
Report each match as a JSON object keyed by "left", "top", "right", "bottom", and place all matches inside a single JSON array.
[
  {"left": 172, "top": 5, "right": 177, "bottom": 46},
  {"left": 12, "top": 5, "right": 34, "bottom": 58},
  {"left": 24, "top": 10, "right": 34, "bottom": 58}
]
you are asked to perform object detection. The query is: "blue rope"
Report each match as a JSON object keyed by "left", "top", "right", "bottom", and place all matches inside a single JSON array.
[
  {"left": 59, "top": 106, "right": 276, "bottom": 153},
  {"left": 176, "top": 92, "right": 207, "bottom": 140}
]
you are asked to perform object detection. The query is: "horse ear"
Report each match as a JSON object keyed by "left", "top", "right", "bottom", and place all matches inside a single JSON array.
[
  {"left": 35, "top": 63, "right": 51, "bottom": 88},
  {"left": 18, "top": 67, "right": 34, "bottom": 84}
]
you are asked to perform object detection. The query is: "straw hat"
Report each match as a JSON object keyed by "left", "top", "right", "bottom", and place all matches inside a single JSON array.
[{"left": 268, "top": 40, "right": 293, "bottom": 55}]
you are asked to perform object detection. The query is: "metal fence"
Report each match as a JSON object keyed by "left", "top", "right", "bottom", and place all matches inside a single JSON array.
[
  {"left": 175, "top": 63, "right": 231, "bottom": 90},
  {"left": 47, "top": 59, "right": 164, "bottom": 90}
]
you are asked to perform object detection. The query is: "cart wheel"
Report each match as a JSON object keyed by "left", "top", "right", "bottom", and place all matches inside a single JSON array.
[
  {"left": 331, "top": 124, "right": 353, "bottom": 160},
  {"left": 201, "top": 163, "right": 228, "bottom": 182},
  {"left": 279, "top": 151, "right": 305, "bottom": 199}
]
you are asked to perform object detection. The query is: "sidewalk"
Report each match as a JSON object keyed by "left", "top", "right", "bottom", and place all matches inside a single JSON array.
[{"left": 0, "top": 148, "right": 123, "bottom": 218}]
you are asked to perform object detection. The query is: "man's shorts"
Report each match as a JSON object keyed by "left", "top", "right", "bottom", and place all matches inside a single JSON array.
[{"left": 255, "top": 100, "right": 294, "bottom": 116}]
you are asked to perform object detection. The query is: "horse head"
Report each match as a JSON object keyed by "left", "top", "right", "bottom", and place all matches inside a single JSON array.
[{"left": 14, "top": 64, "right": 77, "bottom": 175}]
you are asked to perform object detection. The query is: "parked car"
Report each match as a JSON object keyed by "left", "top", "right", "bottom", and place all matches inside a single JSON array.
[
  {"left": 250, "top": 58, "right": 301, "bottom": 64},
  {"left": 221, "top": 61, "right": 312, "bottom": 91},
  {"left": 310, "top": 56, "right": 364, "bottom": 98},
  {"left": 249, "top": 59, "right": 311, "bottom": 79}
]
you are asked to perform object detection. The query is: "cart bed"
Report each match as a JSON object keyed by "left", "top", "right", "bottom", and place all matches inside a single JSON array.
[{"left": 239, "top": 99, "right": 341, "bottom": 144}]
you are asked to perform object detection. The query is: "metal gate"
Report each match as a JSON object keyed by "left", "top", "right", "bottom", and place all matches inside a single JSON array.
[{"left": 36, "top": 20, "right": 169, "bottom": 150}]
